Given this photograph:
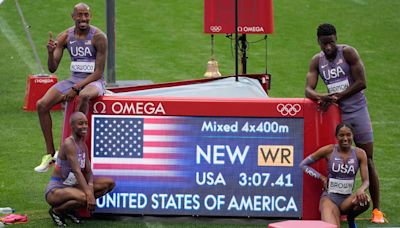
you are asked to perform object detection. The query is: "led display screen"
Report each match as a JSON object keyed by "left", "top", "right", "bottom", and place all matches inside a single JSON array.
[{"left": 92, "top": 115, "right": 303, "bottom": 218}]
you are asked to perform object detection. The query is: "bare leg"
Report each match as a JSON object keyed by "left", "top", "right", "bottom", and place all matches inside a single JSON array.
[
  {"left": 36, "top": 88, "right": 65, "bottom": 156},
  {"left": 340, "top": 194, "right": 370, "bottom": 228},
  {"left": 320, "top": 196, "right": 341, "bottom": 227},
  {"left": 53, "top": 199, "right": 86, "bottom": 214},
  {"left": 77, "top": 85, "right": 100, "bottom": 115},
  {"left": 46, "top": 187, "right": 87, "bottom": 214},
  {"left": 340, "top": 194, "right": 370, "bottom": 217},
  {"left": 356, "top": 142, "right": 380, "bottom": 210},
  {"left": 93, "top": 177, "right": 115, "bottom": 198},
  {"left": 46, "top": 178, "right": 114, "bottom": 213}
]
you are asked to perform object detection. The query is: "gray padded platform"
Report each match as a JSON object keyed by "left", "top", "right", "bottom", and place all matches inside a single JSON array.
[{"left": 109, "top": 77, "right": 268, "bottom": 98}]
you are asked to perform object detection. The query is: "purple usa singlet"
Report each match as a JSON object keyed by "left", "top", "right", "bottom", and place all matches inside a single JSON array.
[
  {"left": 66, "top": 26, "right": 100, "bottom": 79},
  {"left": 327, "top": 145, "right": 359, "bottom": 195},
  {"left": 318, "top": 45, "right": 367, "bottom": 113}
]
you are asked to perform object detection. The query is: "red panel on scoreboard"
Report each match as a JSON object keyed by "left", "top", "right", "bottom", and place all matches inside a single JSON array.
[{"left": 204, "top": 0, "right": 274, "bottom": 34}]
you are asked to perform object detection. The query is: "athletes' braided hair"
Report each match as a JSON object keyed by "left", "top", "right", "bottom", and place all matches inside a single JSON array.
[
  {"left": 335, "top": 123, "right": 354, "bottom": 136},
  {"left": 317, "top": 23, "right": 336, "bottom": 37}
]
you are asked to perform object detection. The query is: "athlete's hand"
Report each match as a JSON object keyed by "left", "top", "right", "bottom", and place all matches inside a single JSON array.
[
  {"left": 317, "top": 94, "right": 337, "bottom": 112},
  {"left": 47, "top": 32, "right": 57, "bottom": 54},
  {"left": 317, "top": 100, "right": 331, "bottom": 112},
  {"left": 352, "top": 189, "right": 369, "bottom": 206},
  {"left": 86, "top": 193, "right": 96, "bottom": 211},
  {"left": 63, "top": 89, "right": 77, "bottom": 102},
  {"left": 330, "top": 93, "right": 341, "bottom": 103}
]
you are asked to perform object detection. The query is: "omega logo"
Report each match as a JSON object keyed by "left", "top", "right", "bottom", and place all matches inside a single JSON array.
[
  {"left": 93, "top": 101, "right": 106, "bottom": 114},
  {"left": 92, "top": 101, "right": 166, "bottom": 115},
  {"left": 237, "top": 26, "right": 265, "bottom": 32}
]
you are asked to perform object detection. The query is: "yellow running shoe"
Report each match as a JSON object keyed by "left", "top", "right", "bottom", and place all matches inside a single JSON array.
[
  {"left": 371, "top": 208, "right": 387, "bottom": 224},
  {"left": 34, "top": 154, "right": 54, "bottom": 173}
]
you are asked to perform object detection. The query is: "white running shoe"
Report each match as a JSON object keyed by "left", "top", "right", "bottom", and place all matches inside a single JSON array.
[
  {"left": 34, "top": 151, "right": 58, "bottom": 173},
  {"left": 53, "top": 151, "right": 59, "bottom": 161}
]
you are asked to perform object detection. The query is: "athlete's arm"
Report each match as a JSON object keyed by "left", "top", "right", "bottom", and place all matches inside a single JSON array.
[
  {"left": 83, "top": 143, "right": 93, "bottom": 186},
  {"left": 299, "top": 144, "right": 334, "bottom": 188},
  {"left": 299, "top": 156, "right": 322, "bottom": 179},
  {"left": 47, "top": 30, "right": 67, "bottom": 73},
  {"left": 74, "top": 30, "right": 107, "bottom": 90},
  {"left": 63, "top": 138, "right": 95, "bottom": 211},
  {"left": 305, "top": 54, "right": 336, "bottom": 111},
  {"left": 333, "top": 45, "right": 367, "bottom": 101},
  {"left": 82, "top": 143, "right": 96, "bottom": 211},
  {"left": 354, "top": 147, "right": 370, "bottom": 204},
  {"left": 305, "top": 54, "right": 321, "bottom": 100}
]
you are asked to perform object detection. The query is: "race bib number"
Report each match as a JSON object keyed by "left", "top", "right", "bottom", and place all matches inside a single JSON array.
[
  {"left": 328, "top": 178, "right": 354, "bottom": 195},
  {"left": 327, "top": 79, "right": 349, "bottom": 94},
  {"left": 63, "top": 172, "right": 78, "bottom": 186},
  {"left": 70, "top": 61, "right": 95, "bottom": 73}
]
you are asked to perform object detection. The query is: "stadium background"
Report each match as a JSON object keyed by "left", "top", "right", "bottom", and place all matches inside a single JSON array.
[{"left": 0, "top": 0, "right": 399, "bottom": 227}]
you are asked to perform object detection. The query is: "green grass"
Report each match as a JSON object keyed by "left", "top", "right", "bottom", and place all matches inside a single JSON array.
[{"left": 1, "top": 0, "right": 399, "bottom": 227}]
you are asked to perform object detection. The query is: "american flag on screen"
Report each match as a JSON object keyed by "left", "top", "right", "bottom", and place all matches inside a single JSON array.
[{"left": 91, "top": 115, "right": 193, "bottom": 185}]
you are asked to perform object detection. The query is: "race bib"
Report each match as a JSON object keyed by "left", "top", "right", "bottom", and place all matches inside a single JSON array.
[
  {"left": 70, "top": 61, "right": 95, "bottom": 73},
  {"left": 63, "top": 172, "right": 78, "bottom": 186},
  {"left": 328, "top": 178, "right": 354, "bottom": 195},
  {"left": 327, "top": 79, "right": 349, "bottom": 94}
]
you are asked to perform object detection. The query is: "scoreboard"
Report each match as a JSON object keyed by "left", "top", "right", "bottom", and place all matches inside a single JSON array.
[
  {"left": 62, "top": 77, "right": 340, "bottom": 219},
  {"left": 91, "top": 115, "right": 303, "bottom": 217}
]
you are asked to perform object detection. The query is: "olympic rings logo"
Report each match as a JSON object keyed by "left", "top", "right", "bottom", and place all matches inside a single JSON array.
[
  {"left": 210, "top": 25, "right": 222, "bottom": 33},
  {"left": 276, "top": 103, "right": 301, "bottom": 116}
]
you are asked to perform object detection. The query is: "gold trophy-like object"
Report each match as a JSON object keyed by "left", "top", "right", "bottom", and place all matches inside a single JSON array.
[{"left": 204, "top": 34, "right": 222, "bottom": 78}]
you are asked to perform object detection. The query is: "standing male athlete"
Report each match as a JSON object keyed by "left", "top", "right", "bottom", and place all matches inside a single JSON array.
[
  {"left": 35, "top": 2, "right": 107, "bottom": 173},
  {"left": 305, "top": 23, "right": 385, "bottom": 224}
]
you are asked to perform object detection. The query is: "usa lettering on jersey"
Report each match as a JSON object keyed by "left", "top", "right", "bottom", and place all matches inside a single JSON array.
[
  {"left": 322, "top": 65, "right": 345, "bottom": 80},
  {"left": 70, "top": 46, "right": 93, "bottom": 57},
  {"left": 331, "top": 162, "right": 356, "bottom": 175}
]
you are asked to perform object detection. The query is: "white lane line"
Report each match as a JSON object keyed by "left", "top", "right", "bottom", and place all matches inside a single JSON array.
[{"left": 0, "top": 14, "right": 36, "bottom": 72}]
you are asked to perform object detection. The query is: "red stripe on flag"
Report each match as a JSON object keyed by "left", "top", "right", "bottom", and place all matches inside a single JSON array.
[
  {"left": 143, "top": 153, "right": 187, "bottom": 159},
  {"left": 110, "top": 175, "right": 189, "bottom": 182},
  {"left": 144, "top": 118, "right": 186, "bottom": 124},
  {"left": 143, "top": 130, "right": 188, "bottom": 135},
  {"left": 143, "top": 141, "right": 188, "bottom": 147},
  {"left": 93, "top": 163, "right": 185, "bottom": 170}
]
